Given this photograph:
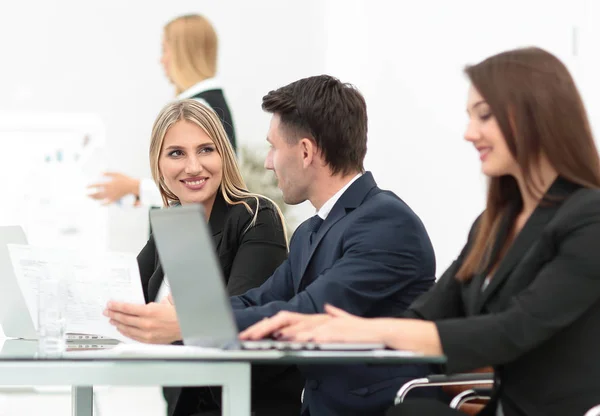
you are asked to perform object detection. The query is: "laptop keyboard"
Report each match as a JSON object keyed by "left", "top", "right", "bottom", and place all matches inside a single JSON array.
[
  {"left": 240, "top": 341, "right": 385, "bottom": 351},
  {"left": 241, "top": 341, "right": 320, "bottom": 351}
]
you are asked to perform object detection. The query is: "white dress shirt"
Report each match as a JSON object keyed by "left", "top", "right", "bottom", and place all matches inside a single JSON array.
[
  {"left": 155, "top": 274, "right": 170, "bottom": 302},
  {"left": 316, "top": 173, "right": 362, "bottom": 220}
]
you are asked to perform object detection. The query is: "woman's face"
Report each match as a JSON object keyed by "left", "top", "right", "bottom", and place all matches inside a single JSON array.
[
  {"left": 158, "top": 120, "right": 223, "bottom": 207},
  {"left": 464, "top": 86, "right": 518, "bottom": 178}
]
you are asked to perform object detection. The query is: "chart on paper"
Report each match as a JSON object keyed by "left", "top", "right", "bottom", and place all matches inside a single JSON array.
[{"left": 0, "top": 114, "right": 107, "bottom": 251}]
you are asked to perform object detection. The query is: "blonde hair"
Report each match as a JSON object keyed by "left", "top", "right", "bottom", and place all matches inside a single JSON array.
[
  {"left": 164, "top": 14, "right": 218, "bottom": 94},
  {"left": 149, "top": 99, "right": 288, "bottom": 242}
]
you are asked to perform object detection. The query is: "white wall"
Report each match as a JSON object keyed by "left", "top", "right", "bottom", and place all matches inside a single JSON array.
[
  {"left": 1, "top": 0, "right": 596, "bottom": 272},
  {"left": 0, "top": 0, "right": 327, "bottom": 253},
  {"left": 323, "top": 0, "right": 587, "bottom": 272},
  {"left": 577, "top": 0, "right": 600, "bottom": 138},
  {"left": 1, "top": 0, "right": 596, "bottom": 271},
  {"left": 0, "top": 2, "right": 598, "bottom": 414}
]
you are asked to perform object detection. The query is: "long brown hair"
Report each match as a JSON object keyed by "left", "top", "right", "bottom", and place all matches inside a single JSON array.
[{"left": 457, "top": 47, "right": 600, "bottom": 280}]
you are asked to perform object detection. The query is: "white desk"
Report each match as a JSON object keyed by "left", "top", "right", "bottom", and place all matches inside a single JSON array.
[
  {"left": 0, "top": 360, "right": 251, "bottom": 416},
  {"left": 0, "top": 340, "right": 446, "bottom": 416}
]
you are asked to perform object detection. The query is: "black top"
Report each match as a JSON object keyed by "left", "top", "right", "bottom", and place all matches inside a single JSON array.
[
  {"left": 137, "top": 192, "right": 303, "bottom": 416},
  {"left": 191, "top": 89, "right": 237, "bottom": 152},
  {"left": 405, "top": 178, "right": 600, "bottom": 416},
  {"left": 139, "top": 193, "right": 286, "bottom": 301}
]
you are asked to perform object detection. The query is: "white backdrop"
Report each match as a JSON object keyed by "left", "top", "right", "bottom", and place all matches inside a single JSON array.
[
  {"left": 0, "top": 0, "right": 597, "bottom": 272},
  {"left": 324, "top": 0, "right": 595, "bottom": 271},
  {"left": 0, "top": 0, "right": 326, "bottom": 253},
  {"left": 0, "top": 1, "right": 599, "bottom": 415}
]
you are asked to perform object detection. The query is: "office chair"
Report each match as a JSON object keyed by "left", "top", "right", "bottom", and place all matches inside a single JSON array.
[
  {"left": 395, "top": 372, "right": 493, "bottom": 415},
  {"left": 585, "top": 404, "right": 600, "bottom": 416}
]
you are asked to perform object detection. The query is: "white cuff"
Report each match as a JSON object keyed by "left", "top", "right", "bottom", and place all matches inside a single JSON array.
[{"left": 139, "top": 178, "right": 163, "bottom": 207}]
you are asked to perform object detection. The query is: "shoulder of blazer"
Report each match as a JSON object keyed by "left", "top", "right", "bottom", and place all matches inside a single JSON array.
[
  {"left": 358, "top": 187, "right": 427, "bottom": 227},
  {"left": 224, "top": 196, "right": 281, "bottom": 231},
  {"left": 549, "top": 188, "right": 600, "bottom": 231},
  {"left": 460, "top": 188, "right": 600, "bottom": 252},
  {"left": 227, "top": 196, "right": 278, "bottom": 216}
]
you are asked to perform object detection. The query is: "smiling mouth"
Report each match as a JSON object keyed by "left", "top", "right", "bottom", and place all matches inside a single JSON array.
[
  {"left": 182, "top": 179, "right": 206, "bottom": 185},
  {"left": 477, "top": 148, "right": 491, "bottom": 161}
]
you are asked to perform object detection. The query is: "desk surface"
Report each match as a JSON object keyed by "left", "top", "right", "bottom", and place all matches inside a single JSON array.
[{"left": 0, "top": 339, "right": 446, "bottom": 365}]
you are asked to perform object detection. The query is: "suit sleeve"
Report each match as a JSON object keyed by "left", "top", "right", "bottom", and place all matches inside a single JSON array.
[
  {"left": 403, "top": 216, "right": 481, "bottom": 320},
  {"left": 225, "top": 207, "right": 288, "bottom": 296},
  {"left": 436, "top": 214, "right": 600, "bottom": 373},
  {"left": 136, "top": 237, "right": 156, "bottom": 303},
  {"left": 231, "top": 207, "right": 433, "bottom": 331},
  {"left": 230, "top": 229, "right": 300, "bottom": 310},
  {"left": 401, "top": 260, "right": 465, "bottom": 320}
]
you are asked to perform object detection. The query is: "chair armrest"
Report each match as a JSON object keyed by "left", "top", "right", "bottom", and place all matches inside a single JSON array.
[
  {"left": 449, "top": 386, "right": 493, "bottom": 409},
  {"left": 585, "top": 404, "right": 600, "bottom": 416},
  {"left": 394, "top": 373, "right": 494, "bottom": 405}
]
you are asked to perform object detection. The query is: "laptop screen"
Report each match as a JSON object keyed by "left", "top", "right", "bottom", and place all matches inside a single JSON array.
[{"left": 149, "top": 205, "right": 240, "bottom": 348}]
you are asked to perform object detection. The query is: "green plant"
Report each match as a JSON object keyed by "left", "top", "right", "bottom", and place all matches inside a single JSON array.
[{"left": 237, "top": 145, "right": 296, "bottom": 234}]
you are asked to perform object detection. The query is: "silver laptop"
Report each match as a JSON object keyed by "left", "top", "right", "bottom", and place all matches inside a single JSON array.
[
  {"left": 0, "top": 226, "right": 116, "bottom": 344},
  {"left": 149, "top": 204, "right": 386, "bottom": 351}
]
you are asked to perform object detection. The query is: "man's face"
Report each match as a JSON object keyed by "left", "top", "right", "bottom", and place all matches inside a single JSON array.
[{"left": 264, "top": 115, "right": 309, "bottom": 205}]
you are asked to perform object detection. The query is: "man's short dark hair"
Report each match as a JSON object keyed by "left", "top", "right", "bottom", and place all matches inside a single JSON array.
[{"left": 262, "top": 75, "right": 367, "bottom": 176}]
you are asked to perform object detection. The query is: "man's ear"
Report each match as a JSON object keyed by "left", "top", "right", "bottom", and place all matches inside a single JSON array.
[{"left": 299, "top": 138, "right": 317, "bottom": 169}]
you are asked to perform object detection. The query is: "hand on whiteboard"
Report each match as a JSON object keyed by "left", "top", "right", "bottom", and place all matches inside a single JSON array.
[{"left": 87, "top": 172, "right": 140, "bottom": 205}]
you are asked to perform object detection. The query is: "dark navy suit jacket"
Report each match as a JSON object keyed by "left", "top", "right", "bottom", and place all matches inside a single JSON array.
[{"left": 230, "top": 172, "right": 436, "bottom": 416}]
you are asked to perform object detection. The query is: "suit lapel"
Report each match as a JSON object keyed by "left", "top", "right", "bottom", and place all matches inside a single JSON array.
[
  {"left": 470, "top": 205, "right": 518, "bottom": 312},
  {"left": 298, "top": 204, "right": 347, "bottom": 283},
  {"left": 147, "top": 263, "right": 164, "bottom": 302},
  {"left": 208, "top": 191, "right": 228, "bottom": 246},
  {"left": 465, "top": 273, "right": 486, "bottom": 315},
  {"left": 296, "top": 173, "right": 377, "bottom": 289},
  {"left": 475, "top": 177, "right": 579, "bottom": 312}
]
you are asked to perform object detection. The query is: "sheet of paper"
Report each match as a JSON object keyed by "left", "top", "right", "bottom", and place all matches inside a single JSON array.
[{"left": 7, "top": 244, "right": 145, "bottom": 343}]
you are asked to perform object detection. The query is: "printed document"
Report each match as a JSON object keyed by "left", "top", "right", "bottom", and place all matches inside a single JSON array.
[{"left": 7, "top": 244, "right": 145, "bottom": 342}]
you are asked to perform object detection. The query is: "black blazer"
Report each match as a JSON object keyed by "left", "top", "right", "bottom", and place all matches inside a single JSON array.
[
  {"left": 191, "top": 89, "right": 236, "bottom": 152},
  {"left": 139, "top": 193, "right": 287, "bottom": 301},
  {"left": 137, "top": 193, "right": 303, "bottom": 416},
  {"left": 405, "top": 178, "right": 600, "bottom": 416}
]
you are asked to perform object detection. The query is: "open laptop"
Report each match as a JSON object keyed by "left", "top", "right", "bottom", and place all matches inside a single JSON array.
[
  {"left": 0, "top": 225, "right": 117, "bottom": 345},
  {"left": 149, "top": 204, "right": 386, "bottom": 351}
]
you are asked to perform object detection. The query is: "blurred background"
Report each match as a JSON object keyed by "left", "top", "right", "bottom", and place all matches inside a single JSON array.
[{"left": 0, "top": 0, "right": 599, "bottom": 413}]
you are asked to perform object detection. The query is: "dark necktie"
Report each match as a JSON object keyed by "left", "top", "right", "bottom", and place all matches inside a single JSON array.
[{"left": 306, "top": 215, "right": 324, "bottom": 245}]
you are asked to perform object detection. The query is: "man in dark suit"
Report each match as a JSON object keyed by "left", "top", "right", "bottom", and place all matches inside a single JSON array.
[{"left": 233, "top": 75, "right": 437, "bottom": 415}]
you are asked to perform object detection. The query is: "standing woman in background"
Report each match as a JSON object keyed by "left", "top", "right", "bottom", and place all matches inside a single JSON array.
[{"left": 88, "top": 14, "right": 237, "bottom": 207}]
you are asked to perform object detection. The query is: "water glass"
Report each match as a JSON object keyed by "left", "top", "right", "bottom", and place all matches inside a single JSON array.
[{"left": 37, "top": 274, "right": 68, "bottom": 357}]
